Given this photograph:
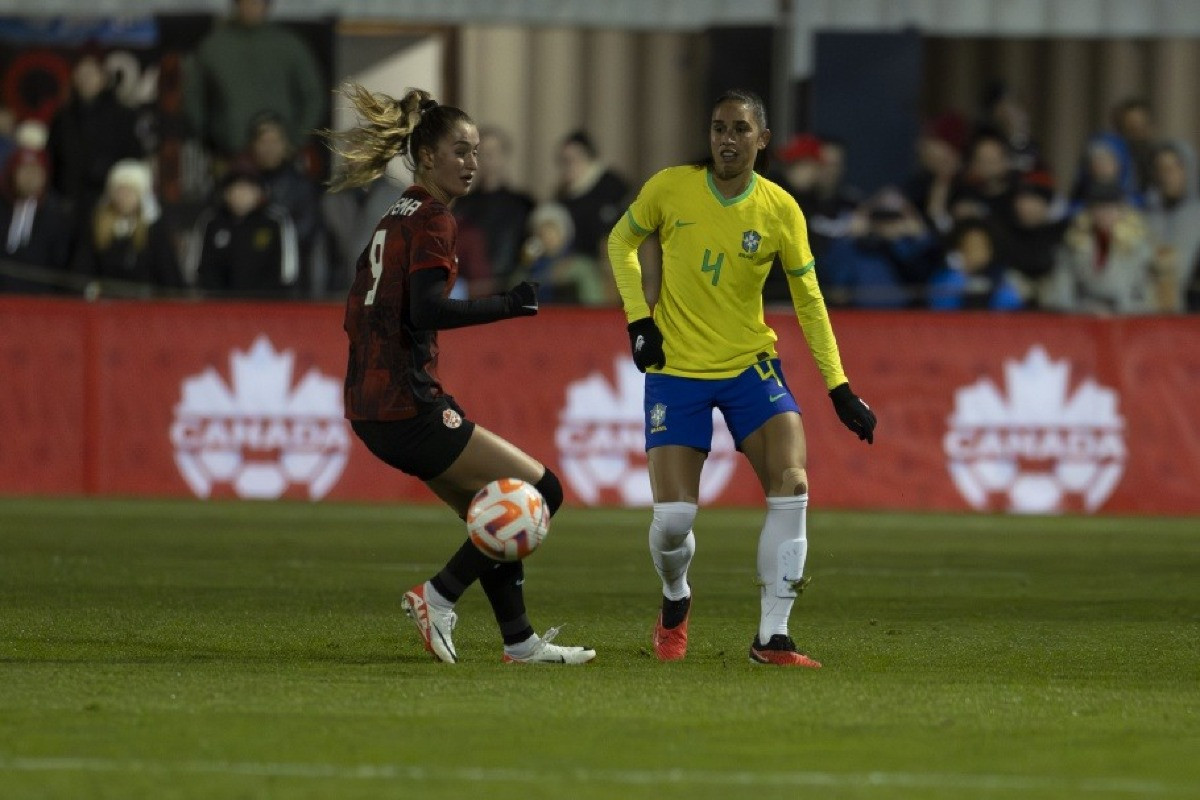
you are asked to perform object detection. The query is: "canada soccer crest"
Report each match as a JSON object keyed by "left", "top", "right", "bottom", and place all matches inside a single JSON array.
[{"left": 742, "top": 230, "right": 762, "bottom": 254}]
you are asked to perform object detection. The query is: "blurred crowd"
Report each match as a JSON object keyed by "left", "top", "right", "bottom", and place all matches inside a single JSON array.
[
  {"left": 768, "top": 87, "right": 1198, "bottom": 314},
  {"left": 1, "top": 0, "right": 1196, "bottom": 314}
]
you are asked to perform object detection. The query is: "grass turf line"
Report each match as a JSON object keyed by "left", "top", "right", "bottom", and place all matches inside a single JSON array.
[{"left": 0, "top": 498, "right": 1198, "bottom": 800}]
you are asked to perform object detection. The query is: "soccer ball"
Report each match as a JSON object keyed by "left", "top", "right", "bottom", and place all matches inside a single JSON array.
[{"left": 466, "top": 478, "right": 550, "bottom": 561}]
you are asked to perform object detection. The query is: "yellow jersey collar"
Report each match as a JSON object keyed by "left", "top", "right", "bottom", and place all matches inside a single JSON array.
[{"left": 706, "top": 169, "right": 757, "bottom": 207}]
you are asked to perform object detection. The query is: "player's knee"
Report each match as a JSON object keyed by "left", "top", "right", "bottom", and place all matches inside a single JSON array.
[
  {"left": 535, "top": 467, "right": 564, "bottom": 517},
  {"left": 780, "top": 467, "right": 808, "bottom": 496},
  {"left": 650, "top": 501, "right": 697, "bottom": 549}
]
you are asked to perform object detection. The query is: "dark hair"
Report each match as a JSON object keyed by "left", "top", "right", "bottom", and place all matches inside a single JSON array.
[
  {"left": 221, "top": 157, "right": 265, "bottom": 189},
  {"left": 716, "top": 89, "right": 768, "bottom": 129},
  {"left": 947, "top": 217, "right": 994, "bottom": 251},
  {"left": 247, "top": 109, "right": 287, "bottom": 143},
  {"left": 980, "top": 79, "right": 1011, "bottom": 115},
  {"left": 562, "top": 129, "right": 597, "bottom": 159},
  {"left": 408, "top": 98, "right": 471, "bottom": 165},
  {"left": 696, "top": 88, "right": 772, "bottom": 174}
]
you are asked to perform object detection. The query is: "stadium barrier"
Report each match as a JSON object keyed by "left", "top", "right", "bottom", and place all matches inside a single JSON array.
[{"left": 1, "top": 296, "right": 1198, "bottom": 514}]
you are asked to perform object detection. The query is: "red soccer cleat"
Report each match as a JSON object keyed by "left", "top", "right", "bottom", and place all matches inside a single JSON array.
[
  {"left": 653, "top": 595, "right": 691, "bottom": 662},
  {"left": 749, "top": 634, "right": 822, "bottom": 668}
]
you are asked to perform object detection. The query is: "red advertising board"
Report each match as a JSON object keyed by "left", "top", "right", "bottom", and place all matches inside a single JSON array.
[{"left": 1, "top": 297, "right": 1198, "bottom": 514}]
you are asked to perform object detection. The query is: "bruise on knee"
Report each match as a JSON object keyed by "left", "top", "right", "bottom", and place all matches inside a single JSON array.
[{"left": 778, "top": 467, "right": 808, "bottom": 496}]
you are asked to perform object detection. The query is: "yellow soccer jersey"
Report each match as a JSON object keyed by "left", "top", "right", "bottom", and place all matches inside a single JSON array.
[{"left": 609, "top": 164, "right": 848, "bottom": 388}]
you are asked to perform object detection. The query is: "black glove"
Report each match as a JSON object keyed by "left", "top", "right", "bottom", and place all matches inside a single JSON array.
[
  {"left": 829, "top": 382, "right": 876, "bottom": 444},
  {"left": 627, "top": 317, "right": 666, "bottom": 372},
  {"left": 505, "top": 281, "right": 539, "bottom": 317}
]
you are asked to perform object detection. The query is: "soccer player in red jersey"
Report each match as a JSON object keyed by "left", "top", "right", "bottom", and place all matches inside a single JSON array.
[{"left": 324, "top": 84, "right": 594, "bottom": 665}]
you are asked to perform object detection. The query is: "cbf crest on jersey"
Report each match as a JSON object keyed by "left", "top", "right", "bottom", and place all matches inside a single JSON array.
[{"left": 742, "top": 229, "right": 762, "bottom": 254}]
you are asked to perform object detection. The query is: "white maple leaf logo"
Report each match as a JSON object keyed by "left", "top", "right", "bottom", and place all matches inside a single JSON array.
[
  {"left": 170, "top": 336, "right": 350, "bottom": 499},
  {"left": 555, "top": 357, "right": 735, "bottom": 505},
  {"left": 944, "top": 346, "right": 1126, "bottom": 513}
]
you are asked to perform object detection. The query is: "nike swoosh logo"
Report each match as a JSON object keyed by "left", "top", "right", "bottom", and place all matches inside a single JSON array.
[
  {"left": 769, "top": 392, "right": 786, "bottom": 402},
  {"left": 675, "top": 220, "right": 696, "bottom": 227}
]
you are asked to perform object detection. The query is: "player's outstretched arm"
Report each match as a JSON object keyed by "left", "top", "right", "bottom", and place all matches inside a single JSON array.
[{"left": 409, "top": 268, "right": 537, "bottom": 330}]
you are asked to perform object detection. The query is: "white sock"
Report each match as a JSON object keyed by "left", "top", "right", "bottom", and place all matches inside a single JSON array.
[
  {"left": 424, "top": 580, "right": 455, "bottom": 611},
  {"left": 757, "top": 494, "right": 808, "bottom": 643},
  {"left": 649, "top": 501, "right": 698, "bottom": 601},
  {"left": 503, "top": 633, "right": 539, "bottom": 658}
]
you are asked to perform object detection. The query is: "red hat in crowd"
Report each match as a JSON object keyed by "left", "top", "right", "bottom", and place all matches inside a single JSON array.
[
  {"left": 1015, "top": 170, "right": 1056, "bottom": 201},
  {"left": 221, "top": 157, "right": 265, "bottom": 189},
  {"left": 924, "top": 112, "right": 969, "bottom": 154},
  {"left": 777, "top": 133, "right": 823, "bottom": 164}
]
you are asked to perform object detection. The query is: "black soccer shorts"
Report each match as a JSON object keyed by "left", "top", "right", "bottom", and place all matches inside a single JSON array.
[{"left": 351, "top": 398, "right": 476, "bottom": 481}]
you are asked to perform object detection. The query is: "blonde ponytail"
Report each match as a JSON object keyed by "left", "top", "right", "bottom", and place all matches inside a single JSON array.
[{"left": 322, "top": 83, "right": 433, "bottom": 192}]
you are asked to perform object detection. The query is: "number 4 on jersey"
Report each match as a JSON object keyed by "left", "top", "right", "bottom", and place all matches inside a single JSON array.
[{"left": 701, "top": 248, "right": 724, "bottom": 286}]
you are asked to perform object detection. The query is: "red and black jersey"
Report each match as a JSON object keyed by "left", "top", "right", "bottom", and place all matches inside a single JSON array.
[{"left": 343, "top": 185, "right": 459, "bottom": 420}]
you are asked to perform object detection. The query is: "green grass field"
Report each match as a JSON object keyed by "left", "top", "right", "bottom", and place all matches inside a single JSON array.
[{"left": 1, "top": 498, "right": 1198, "bottom": 800}]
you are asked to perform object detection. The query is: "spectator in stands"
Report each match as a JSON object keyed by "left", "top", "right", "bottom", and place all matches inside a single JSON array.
[
  {"left": 72, "top": 159, "right": 182, "bottom": 294},
  {"left": 774, "top": 133, "right": 823, "bottom": 215},
  {"left": 929, "top": 218, "right": 1022, "bottom": 311},
  {"left": 952, "top": 130, "right": 1016, "bottom": 222},
  {"left": 189, "top": 160, "right": 299, "bottom": 296},
  {"left": 1043, "top": 181, "right": 1167, "bottom": 314},
  {"left": 47, "top": 48, "right": 145, "bottom": 231},
  {"left": 1143, "top": 140, "right": 1200, "bottom": 312},
  {"left": 995, "top": 170, "right": 1068, "bottom": 308},
  {"left": 321, "top": 173, "right": 405, "bottom": 295},
  {"left": 977, "top": 80, "right": 1042, "bottom": 174},
  {"left": 0, "top": 146, "right": 72, "bottom": 293},
  {"left": 820, "top": 186, "right": 939, "bottom": 308},
  {"left": 555, "top": 129, "right": 628, "bottom": 261},
  {"left": 945, "top": 183, "right": 991, "bottom": 226},
  {"left": 770, "top": 134, "right": 862, "bottom": 306},
  {"left": 515, "top": 201, "right": 607, "bottom": 305},
  {"left": 809, "top": 136, "right": 863, "bottom": 243},
  {"left": 768, "top": 133, "right": 825, "bottom": 304},
  {"left": 1069, "top": 134, "right": 1143, "bottom": 212},
  {"left": 245, "top": 110, "right": 325, "bottom": 295},
  {"left": 453, "top": 126, "right": 535, "bottom": 295},
  {"left": 905, "top": 112, "right": 968, "bottom": 235},
  {"left": 1111, "top": 97, "right": 1158, "bottom": 194},
  {"left": 183, "top": 0, "right": 325, "bottom": 160}
]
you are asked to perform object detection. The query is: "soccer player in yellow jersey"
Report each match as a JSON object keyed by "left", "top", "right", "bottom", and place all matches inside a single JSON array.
[{"left": 608, "top": 89, "right": 877, "bottom": 667}]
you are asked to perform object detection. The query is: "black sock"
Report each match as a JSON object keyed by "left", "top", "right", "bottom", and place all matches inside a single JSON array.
[
  {"left": 479, "top": 561, "right": 534, "bottom": 645},
  {"left": 661, "top": 595, "right": 691, "bottom": 629},
  {"left": 429, "top": 538, "right": 496, "bottom": 602}
]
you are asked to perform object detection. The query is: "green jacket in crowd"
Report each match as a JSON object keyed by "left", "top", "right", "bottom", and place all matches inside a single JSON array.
[{"left": 183, "top": 20, "right": 326, "bottom": 157}]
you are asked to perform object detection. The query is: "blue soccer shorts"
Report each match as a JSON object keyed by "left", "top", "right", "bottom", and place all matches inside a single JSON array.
[{"left": 643, "top": 358, "right": 802, "bottom": 451}]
